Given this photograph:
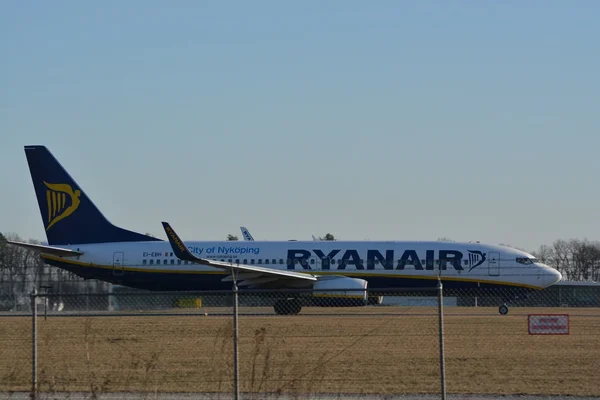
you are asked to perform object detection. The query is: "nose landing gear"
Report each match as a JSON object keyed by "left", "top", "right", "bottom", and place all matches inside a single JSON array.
[{"left": 499, "top": 304, "right": 509, "bottom": 315}]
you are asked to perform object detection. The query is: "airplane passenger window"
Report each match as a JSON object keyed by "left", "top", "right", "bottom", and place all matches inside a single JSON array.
[
  {"left": 228, "top": 259, "right": 232, "bottom": 263},
  {"left": 331, "top": 259, "right": 336, "bottom": 264},
  {"left": 142, "top": 260, "right": 147, "bottom": 265},
  {"left": 149, "top": 260, "right": 154, "bottom": 265},
  {"left": 251, "top": 259, "right": 255, "bottom": 264},
  {"left": 279, "top": 259, "right": 283, "bottom": 264},
  {"left": 164, "top": 259, "right": 167, "bottom": 264},
  {"left": 235, "top": 259, "right": 239, "bottom": 264},
  {"left": 258, "top": 259, "right": 263, "bottom": 264},
  {"left": 243, "top": 259, "right": 248, "bottom": 264},
  {"left": 170, "top": 252, "right": 173, "bottom": 257},
  {"left": 177, "top": 260, "right": 181, "bottom": 265},
  {"left": 272, "top": 259, "right": 277, "bottom": 264},
  {"left": 310, "top": 259, "right": 315, "bottom": 264},
  {"left": 265, "top": 259, "right": 270, "bottom": 264},
  {"left": 463, "top": 260, "right": 468, "bottom": 266}
]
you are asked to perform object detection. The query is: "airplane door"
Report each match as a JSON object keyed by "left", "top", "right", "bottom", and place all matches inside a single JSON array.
[
  {"left": 113, "top": 252, "right": 124, "bottom": 276},
  {"left": 312, "top": 257, "right": 322, "bottom": 271},
  {"left": 488, "top": 252, "right": 500, "bottom": 276}
]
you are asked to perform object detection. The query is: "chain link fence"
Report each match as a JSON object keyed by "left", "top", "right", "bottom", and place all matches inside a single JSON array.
[{"left": 1, "top": 284, "right": 599, "bottom": 399}]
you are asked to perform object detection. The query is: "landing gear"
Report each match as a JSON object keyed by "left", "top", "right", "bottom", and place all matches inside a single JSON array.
[
  {"left": 274, "top": 298, "right": 302, "bottom": 315},
  {"left": 367, "top": 295, "right": 384, "bottom": 305},
  {"left": 499, "top": 304, "right": 509, "bottom": 315}
]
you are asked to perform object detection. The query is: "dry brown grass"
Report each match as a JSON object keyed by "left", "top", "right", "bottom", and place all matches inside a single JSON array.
[{"left": 1, "top": 307, "right": 599, "bottom": 396}]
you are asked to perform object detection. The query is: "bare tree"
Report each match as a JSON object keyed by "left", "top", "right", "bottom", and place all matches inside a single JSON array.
[
  {"left": 0, "top": 233, "right": 45, "bottom": 307},
  {"left": 1, "top": 232, "right": 94, "bottom": 303},
  {"left": 532, "top": 244, "right": 555, "bottom": 265},
  {"left": 552, "top": 239, "right": 573, "bottom": 280},
  {"left": 569, "top": 239, "right": 600, "bottom": 281},
  {"left": 544, "top": 238, "right": 600, "bottom": 281}
]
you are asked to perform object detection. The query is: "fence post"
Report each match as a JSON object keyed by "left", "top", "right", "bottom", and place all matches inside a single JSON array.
[
  {"left": 30, "top": 288, "right": 38, "bottom": 400},
  {"left": 232, "top": 275, "right": 240, "bottom": 400},
  {"left": 437, "top": 277, "right": 446, "bottom": 400}
]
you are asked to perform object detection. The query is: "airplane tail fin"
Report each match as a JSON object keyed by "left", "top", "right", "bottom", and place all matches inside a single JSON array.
[
  {"left": 24, "top": 145, "right": 161, "bottom": 245},
  {"left": 240, "top": 226, "right": 255, "bottom": 241}
]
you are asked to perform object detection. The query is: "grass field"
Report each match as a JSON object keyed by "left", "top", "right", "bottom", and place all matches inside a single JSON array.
[{"left": 1, "top": 306, "right": 599, "bottom": 397}]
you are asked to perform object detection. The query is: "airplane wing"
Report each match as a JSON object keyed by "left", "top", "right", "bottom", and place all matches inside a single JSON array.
[
  {"left": 162, "top": 222, "right": 317, "bottom": 287},
  {"left": 240, "top": 226, "right": 255, "bottom": 241},
  {"left": 2, "top": 240, "right": 84, "bottom": 257}
]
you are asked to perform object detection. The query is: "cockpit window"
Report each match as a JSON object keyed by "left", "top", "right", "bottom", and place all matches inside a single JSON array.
[{"left": 516, "top": 257, "right": 534, "bottom": 265}]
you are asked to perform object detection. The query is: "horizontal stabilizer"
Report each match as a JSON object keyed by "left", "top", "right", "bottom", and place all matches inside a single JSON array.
[
  {"left": 3, "top": 240, "right": 83, "bottom": 257},
  {"left": 161, "top": 222, "right": 317, "bottom": 283}
]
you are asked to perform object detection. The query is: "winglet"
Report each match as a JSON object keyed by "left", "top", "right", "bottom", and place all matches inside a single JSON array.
[
  {"left": 161, "top": 222, "right": 197, "bottom": 263},
  {"left": 161, "top": 222, "right": 318, "bottom": 283}
]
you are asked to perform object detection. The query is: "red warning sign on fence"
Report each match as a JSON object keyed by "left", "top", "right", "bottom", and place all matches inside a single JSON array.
[{"left": 528, "top": 314, "right": 570, "bottom": 335}]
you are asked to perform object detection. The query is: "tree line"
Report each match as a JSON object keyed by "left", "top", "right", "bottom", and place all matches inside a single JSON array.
[
  {"left": 0, "top": 232, "right": 110, "bottom": 309},
  {"left": 532, "top": 239, "right": 600, "bottom": 281}
]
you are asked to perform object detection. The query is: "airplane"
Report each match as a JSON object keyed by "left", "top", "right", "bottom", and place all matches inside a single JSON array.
[
  {"left": 240, "top": 226, "right": 318, "bottom": 242},
  {"left": 5, "top": 145, "right": 562, "bottom": 315}
]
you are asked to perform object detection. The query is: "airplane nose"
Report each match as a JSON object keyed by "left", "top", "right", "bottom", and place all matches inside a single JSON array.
[{"left": 545, "top": 267, "right": 562, "bottom": 286}]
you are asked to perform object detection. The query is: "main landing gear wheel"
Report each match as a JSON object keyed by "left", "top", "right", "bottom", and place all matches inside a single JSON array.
[
  {"left": 274, "top": 299, "right": 302, "bottom": 315},
  {"left": 499, "top": 304, "right": 509, "bottom": 315},
  {"left": 367, "top": 295, "right": 384, "bottom": 305}
]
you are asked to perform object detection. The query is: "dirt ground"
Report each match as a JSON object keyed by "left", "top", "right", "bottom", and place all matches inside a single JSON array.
[{"left": 1, "top": 307, "right": 599, "bottom": 396}]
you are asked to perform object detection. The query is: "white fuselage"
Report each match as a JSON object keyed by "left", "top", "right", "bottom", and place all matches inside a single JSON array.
[{"left": 43, "top": 240, "right": 562, "bottom": 291}]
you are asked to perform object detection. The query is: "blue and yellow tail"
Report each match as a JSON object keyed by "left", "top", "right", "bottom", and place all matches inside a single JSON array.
[{"left": 25, "top": 145, "right": 161, "bottom": 245}]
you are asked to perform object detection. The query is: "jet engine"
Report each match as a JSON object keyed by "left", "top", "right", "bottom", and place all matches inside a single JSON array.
[{"left": 311, "top": 276, "right": 368, "bottom": 307}]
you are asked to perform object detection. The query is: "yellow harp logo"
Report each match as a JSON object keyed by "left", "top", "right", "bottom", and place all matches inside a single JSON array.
[{"left": 43, "top": 181, "right": 81, "bottom": 231}]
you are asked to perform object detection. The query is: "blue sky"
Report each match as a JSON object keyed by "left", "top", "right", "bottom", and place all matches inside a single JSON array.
[{"left": 2, "top": 1, "right": 599, "bottom": 251}]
